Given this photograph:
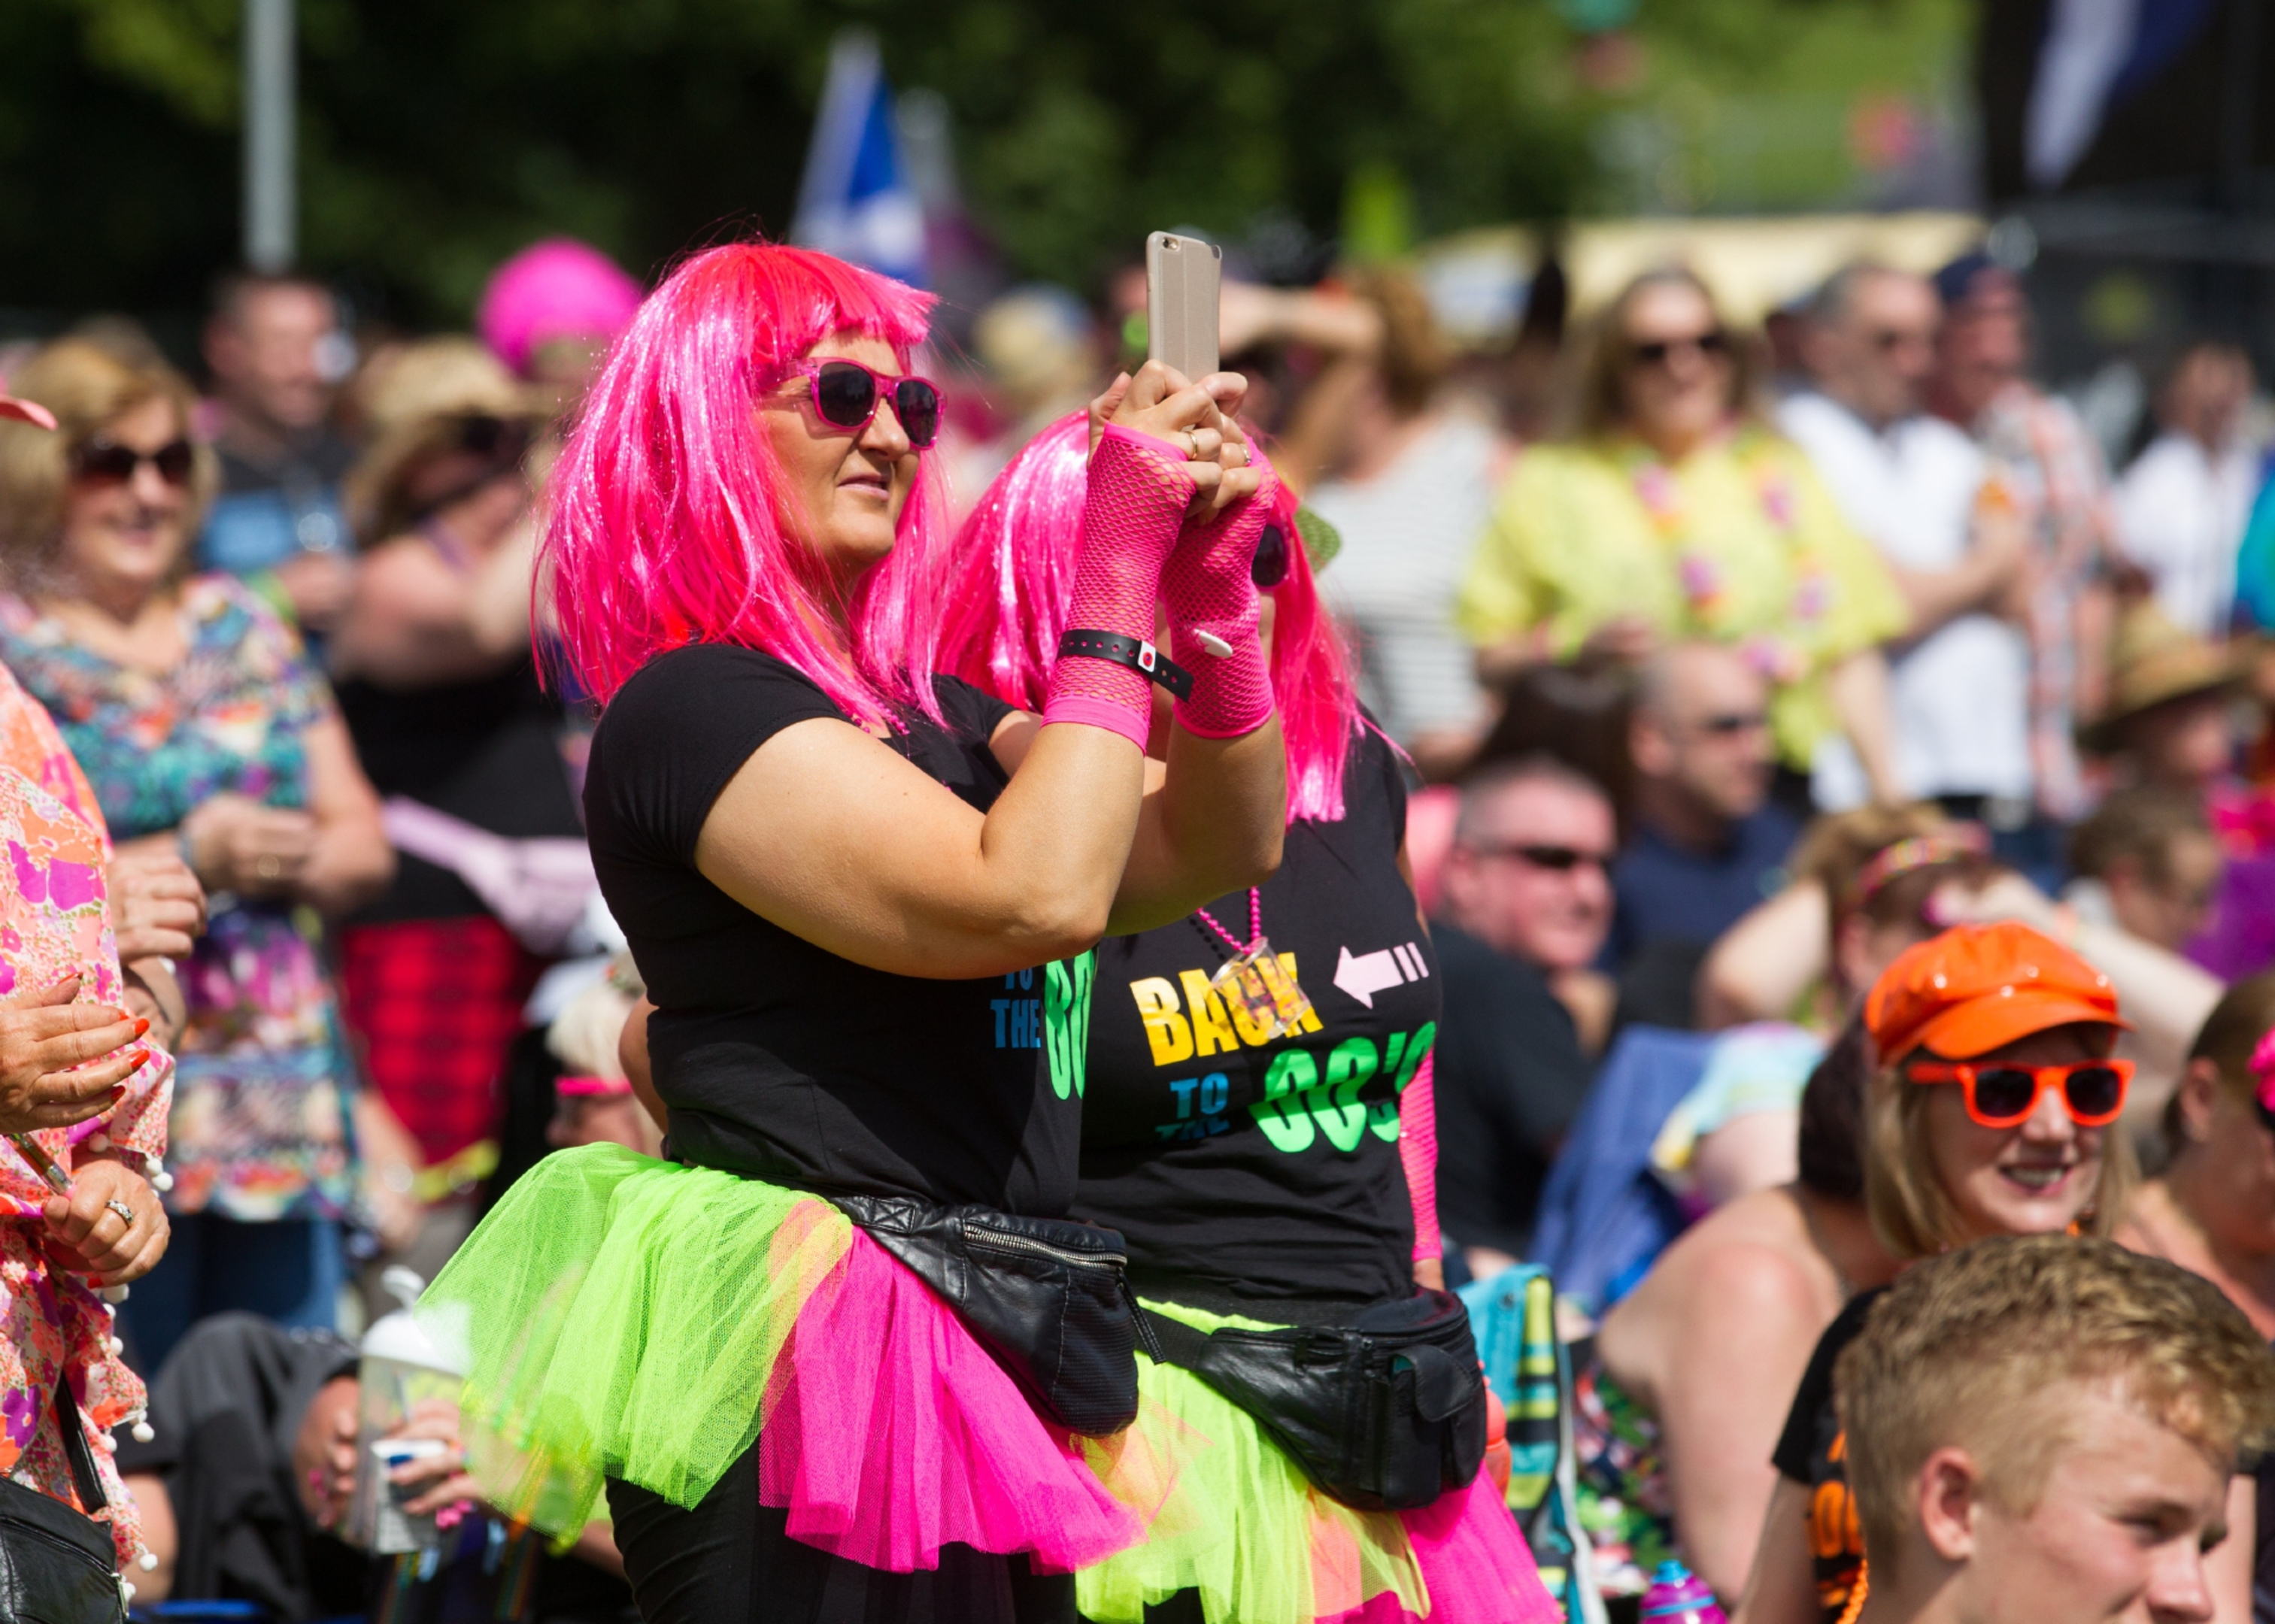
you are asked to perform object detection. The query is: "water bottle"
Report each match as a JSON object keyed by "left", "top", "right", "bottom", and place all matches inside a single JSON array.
[{"left": 1641, "top": 1560, "right": 1727, "bottom": 1624}]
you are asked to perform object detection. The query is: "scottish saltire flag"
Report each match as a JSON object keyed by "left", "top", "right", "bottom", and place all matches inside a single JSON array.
[
  {"left": 791, "top": 31, "right": 928, "bottom": 286},
  {"left": 2024, "top": 0, "right": 2220, "bottom": 189}
]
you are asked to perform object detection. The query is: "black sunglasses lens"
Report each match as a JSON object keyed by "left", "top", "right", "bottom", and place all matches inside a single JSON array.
[
  {"left": 893, "top": 379, "right": 941, "bottom": 447},
  {"left": 1521, "top": 847, "right": 1581, "bottom": 871},
  {"left": 813, "top": 362, "right": 878, "bottom": 429},
  {"left": 77, "top": 445, "right": 135, "bottom": 483},
  {"left": 2065, "top": 1067, "right": 2123, "bottom": 1119},
  {"left": 1251, "top": 523, "right": 1289, "bottom": 589},
  {"left": 458, "top": 416, "right": 506, "bottom": 456},
  {"left": 1631, "top": 341, "right": 1670, "bottom": 365},
  {"left": 1971, "top": 1068, "right": 2037, "bottom": 1122},
  {"left": 152, "top": 441, "right": 195, "bottom": 486},
  {"left": 1697, "top": 330, "right": 1731, "bottom": 355}
]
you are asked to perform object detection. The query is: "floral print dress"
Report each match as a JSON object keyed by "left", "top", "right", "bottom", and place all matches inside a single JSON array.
[
  {"left": 0, "top": 576, "right": 353, "bottom": 1223},
  {"left": 0, "top": 660, "right": 171, "bottom": 1569}
]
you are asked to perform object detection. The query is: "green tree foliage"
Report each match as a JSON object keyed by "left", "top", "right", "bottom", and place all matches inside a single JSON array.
[{"left": 0, "top": 0, "right": 1949, "bottom": 329}]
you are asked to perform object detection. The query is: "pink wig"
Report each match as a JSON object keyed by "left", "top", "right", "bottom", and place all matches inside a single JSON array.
[
  {"left": 478, "top": 238, "right": 645, "bottom": 377},
  {"left": 541, "top": 242, "right": 950, "bottom": 727},
  {"left": 937, "top": 411, "right": 1366, "bottom": 823}
]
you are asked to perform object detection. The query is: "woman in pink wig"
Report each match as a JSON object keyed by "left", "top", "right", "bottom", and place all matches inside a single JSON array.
[
  {"left": 939, "top": 412, "right": 1558, "bottom": 1624},
  {"left": 416, "top": 241, "right": 1287, "bottom": 1622}
]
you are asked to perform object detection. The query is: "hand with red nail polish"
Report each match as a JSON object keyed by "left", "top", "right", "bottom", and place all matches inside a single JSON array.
[{"left": 0, "top": 977, "right": 150, "bottom": 1134}]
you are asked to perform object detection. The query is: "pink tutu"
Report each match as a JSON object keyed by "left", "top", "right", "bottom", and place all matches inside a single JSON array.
[
  {"left": 758, "top": 1225, "right": 1146, "bottom": 1573},
  {"left": 1324, "top": 1471, "right": 1561, "bottom": 1624}
]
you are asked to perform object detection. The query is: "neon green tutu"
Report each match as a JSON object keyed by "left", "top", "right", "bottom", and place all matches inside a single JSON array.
[
  {"left": 1075, "top": 1298, "right": 1429, "bottom": 1624},
  {"left": 417, "top": 1143, "right": 853, "bottom": 1538}
]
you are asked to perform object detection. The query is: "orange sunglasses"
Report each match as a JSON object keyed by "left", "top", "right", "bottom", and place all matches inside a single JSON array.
[{"left": 1905, "top": 1059, "right": 2132, "bottom": 1129}]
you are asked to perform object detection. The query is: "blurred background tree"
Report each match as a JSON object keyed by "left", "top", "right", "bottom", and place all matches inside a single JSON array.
[{"left": 0, "top": 0, "right": 1964, "bottom": 335}]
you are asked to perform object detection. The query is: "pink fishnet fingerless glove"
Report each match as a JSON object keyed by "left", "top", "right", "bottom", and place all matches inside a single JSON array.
[
  {"left": 1043, "top": 424, "right": 1195, "bottom": 750},
  {"left": 1160, "top": 458, "right": 1277, "bottom": 738},
  {"left": 1401, "top": 1052, "right": 1442, "bottom": 1265}
]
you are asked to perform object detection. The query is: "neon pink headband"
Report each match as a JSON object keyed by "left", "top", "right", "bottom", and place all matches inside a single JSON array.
[{"left": 2249, "top": 1029, "right": 2275, "bottom": 1112}]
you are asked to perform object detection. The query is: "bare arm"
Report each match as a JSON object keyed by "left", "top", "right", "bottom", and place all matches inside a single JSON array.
[
  {"left": 329, "top": 525, "right": 536, "bottom": 689},
  {"left": 696, "top": 704, "right": 1281, "bottom": 980},
  {"left": 1603, "top": 1247, "right": 1830, "bottom": 1600},
  {"left": 1824, "top": 648, "right": 1902, "bottom": 805},
  {"left": 293, "top": 714, "right": 396, "bottom": 917},
  {"left": 1697, "top": 881, "right": 1831, "bottom": 1029},
  {"left": 1885, "top": 504, "right": 2025, "bottom": 643},
  {"left": 1730, "top": 1476, "right": 1825, "bottom": 1624},
  {"left": 1217, "top": 283, "right": 1382, "bottom": 494}
]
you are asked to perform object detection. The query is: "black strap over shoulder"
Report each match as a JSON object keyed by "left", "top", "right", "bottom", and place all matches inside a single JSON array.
[
  {"left": 50, "top": 1386, "right": 102, "bottom": 1517},
  {"left": 1057, "top": 629, "right": 1194, "bottom": 702},
  {"left": 1136, "top": 1290, "right": 1488, "bottom": 1513}
]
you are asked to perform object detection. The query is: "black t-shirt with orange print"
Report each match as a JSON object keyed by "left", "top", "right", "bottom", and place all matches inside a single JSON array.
[
  {"left": 1772, "top": 1288, "right": 1883, "bottom": 1624},
  {"left": 1072, "top": 725, "right": 1432, "bottom": 1313}
]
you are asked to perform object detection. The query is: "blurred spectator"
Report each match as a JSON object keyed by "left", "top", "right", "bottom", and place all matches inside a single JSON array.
[
  {"left": 1458, "top": 266, "right": 1904, "bottom": 804},
  {"left": 2066, "top": 786, "right": 2222, "bottom": 954},
  {"left": 951, "top": 284, "right": 1100, "bottom": 504},
  {"left": 329, "top": 339, "right": 590, "bottom": 1283},
  {"left": 475, "top": 237, "right": 643, "bottom": 417},
  {"left": 1609, "top": 641, "right": 1799, "bottom": 1010},
  {"left": 0, "top": 340, "right": 393, "bottom": 1369},
  {"left": 1781, "top": 264, "right": 2038, "bottom": 859},
  {"left": 2116, "top": 339, "right": 2258, "bottom": 639},
  {"left": 1428, "top": 756, "right": 1602, "bottom": 1277},
  {"left": 2113, "top": 974, "right": 2275, "bottom": 1619},
  {"left": 197, "top": 271, "right": 359, "bottom": 634},
  {"left": 1245, "top": 269, "right": 1501, "bottom": 774},
  {"left": 117, "top": 1313, "right": 632, "bottom": 1620},
  {"left": 1439, "top": 754, "right": 1619, "bottom": 1050},
  {"left": 2078, "top": 600, "right": 2247, "bottom": 798},
  {"left": 1928, "top": 253, "right": 2118, "bottom": 822}
]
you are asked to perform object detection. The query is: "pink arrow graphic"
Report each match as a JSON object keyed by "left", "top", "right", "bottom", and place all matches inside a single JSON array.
[{"left": 1333, "top": 944, "right": 1406, "bottom": 1008}]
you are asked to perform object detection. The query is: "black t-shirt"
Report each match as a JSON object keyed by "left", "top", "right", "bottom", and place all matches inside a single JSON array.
[
  {"left": 584, "top": 644, "right": 1089, "bottom": 1213},
  {"left": 1072, "top": 726, "right": 1429, "bottom": 1313},
  {"left": 1771, "top": 1287, "right": 1882, "bottom": 1624},
  {"left": 1430, "top": 923, "right": 1595, "bottom": 1257},
  {"left": 337, "top": 659, "right": 584, "bottom": 923}
]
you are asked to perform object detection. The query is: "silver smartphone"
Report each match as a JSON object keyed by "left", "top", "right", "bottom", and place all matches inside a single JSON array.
[{"left": 1146, "top": 232, "right": 1221, "bottom": 382}]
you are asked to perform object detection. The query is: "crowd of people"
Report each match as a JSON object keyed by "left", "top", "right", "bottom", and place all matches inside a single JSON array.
[{"left": 0, "top": 223, "right": 2264, "bottom": 1624}]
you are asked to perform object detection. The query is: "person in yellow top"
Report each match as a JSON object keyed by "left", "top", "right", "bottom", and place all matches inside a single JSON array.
[{"left": 1461, "top": 268, "right": 1905, "bottom": 802}]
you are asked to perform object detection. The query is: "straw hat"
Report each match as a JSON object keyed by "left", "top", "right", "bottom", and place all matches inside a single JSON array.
[
  {"left": 2076, "top": 600, "right": 2250, "bottom": 753},
  {"left": 343, "top": 337, "right": 544, "bottom": 544}
]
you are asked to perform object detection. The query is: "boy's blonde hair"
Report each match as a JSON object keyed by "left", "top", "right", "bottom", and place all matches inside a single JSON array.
[{"left": 1837, "top": 1235, "right": 2275, "bottom": 1563}]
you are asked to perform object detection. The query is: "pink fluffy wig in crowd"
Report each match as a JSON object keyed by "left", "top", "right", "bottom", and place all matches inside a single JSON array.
[
  {"left": 477, "top": 238, "right": 645, "bottom": 378},
  {"left": 540, "top": 241, "right": 950, "bottom": 726},
  {"left": 937, "top": 410, "right": 1366, "bottom": 822}
]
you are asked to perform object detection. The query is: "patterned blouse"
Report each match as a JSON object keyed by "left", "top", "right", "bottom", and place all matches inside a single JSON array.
[
  {"left": 0, "top": 662, "right": 171, "bottom": 1569},
  {"left": 0, "top": 576, "right": 353, "bottom": 1223}
]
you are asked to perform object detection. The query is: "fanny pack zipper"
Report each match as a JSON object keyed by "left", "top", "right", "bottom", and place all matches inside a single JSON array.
[{"left": 964, "top": 1224, "right": 1126, "bottom": 1269}]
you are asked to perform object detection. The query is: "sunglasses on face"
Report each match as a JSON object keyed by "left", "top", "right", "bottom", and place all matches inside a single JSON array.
[
  {"left": 72, "top": 438, "right": 194, "bottom": 489},
  {"left": 1870, "top": 327, "right": 1936, "bottom": 354},
  {"left": 1470, "top": 842, "right": 1613, "bottom": 874},
  {"left": 1906, "top": 1058, "right": 2132, "bottom": 1129},
  {"left": 1694, "top": 710, "right": 1769, "bottom": 737},
  {"left": 790, "top": 359, "right": 942, "bottom": 449},
  {"left": 1628, "top": 330, "right": 1730, "bottom": 369},
  {"left": 1251, "top": 522, "right": 1289, "bottom": 589}
]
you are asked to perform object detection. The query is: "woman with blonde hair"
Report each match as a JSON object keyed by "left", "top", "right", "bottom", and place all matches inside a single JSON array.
[
  {"left": 1458, "top": 266, "right": 1904, "bottom": 802},
  {"left": 0, "top": 339, "right": 393, "bottom": 1368},
  {"left": 1734, "top": 921, "right": 2135, "bottom": 1624}
]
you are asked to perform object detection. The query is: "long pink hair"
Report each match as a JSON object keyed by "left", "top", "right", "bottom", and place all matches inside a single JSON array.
[
  {"left": 541, "top": 241, "right": 949, "bottom": 727},
  {"left": 937, "top": 411, "right": 1366, "bottom": 823}
]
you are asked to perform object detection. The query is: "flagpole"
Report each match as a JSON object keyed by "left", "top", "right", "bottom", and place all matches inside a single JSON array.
[{"left": 243, "top": 0, "right": 296, "bottom": 271}]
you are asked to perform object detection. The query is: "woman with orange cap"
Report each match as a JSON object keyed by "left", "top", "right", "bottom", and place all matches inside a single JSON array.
[{"left": 1733, "top": 920, "right": 2137, "bottom": 1624}]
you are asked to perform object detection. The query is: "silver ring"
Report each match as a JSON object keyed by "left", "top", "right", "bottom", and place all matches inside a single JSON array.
[
  {"left": 103, "top": 1199, "right": 134, "bottom": 1229},
  {"left": 255, "top": 856, "right": 282, "bottom": 881}
]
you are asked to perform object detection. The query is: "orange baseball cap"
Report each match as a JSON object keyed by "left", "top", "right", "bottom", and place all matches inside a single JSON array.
[{"left": 1864, "top": 920, "right": 2130, "bottom": 1062}]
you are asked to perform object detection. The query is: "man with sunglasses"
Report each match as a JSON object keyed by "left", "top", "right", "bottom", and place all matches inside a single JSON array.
[
  {"left": 1779, "top": 265, "right": 2037, "bottom": 869},
  {"left": 1429, "top": 756, "right": 1609, "bottom": 1280},
  {"left": 1610, "top": 641, "right": 1800, "bottom": 1026}
]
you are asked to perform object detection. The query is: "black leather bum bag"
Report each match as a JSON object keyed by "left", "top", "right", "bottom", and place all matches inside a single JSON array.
[
  {"left": 831, "top": 1193, "right": 1141, "bottom": 1437},
  {"left": 0, "top": 1386, "right": 126, "bottom": 1624},
  {"left": 1138, "top": 1288, "right": 1488, "bottom": 1512}
]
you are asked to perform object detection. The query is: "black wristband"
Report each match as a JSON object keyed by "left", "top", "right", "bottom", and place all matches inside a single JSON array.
[{"left": 1057, "top": 629, "right": 1194, "bottom": 702}]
